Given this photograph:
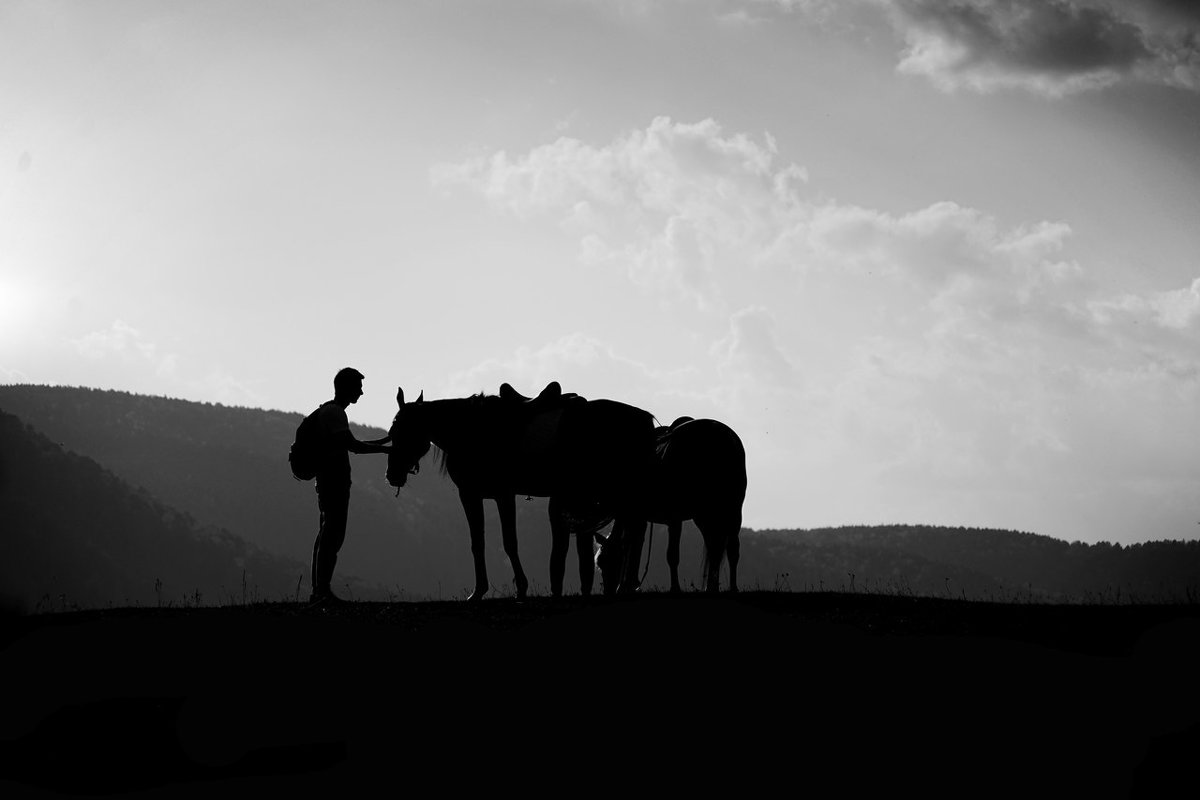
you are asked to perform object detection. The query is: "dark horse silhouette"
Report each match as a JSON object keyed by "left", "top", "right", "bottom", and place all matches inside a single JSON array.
[
  {"left": 385, "top": 384, "right": 655, "bottom": 600},
  {"left": 594, "top": 417, "right": 746, "bottom": 594}
]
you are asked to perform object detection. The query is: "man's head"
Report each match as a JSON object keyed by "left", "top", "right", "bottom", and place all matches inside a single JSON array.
[{"left": 334, "top": 367, "right": 365, "bottom": 404}]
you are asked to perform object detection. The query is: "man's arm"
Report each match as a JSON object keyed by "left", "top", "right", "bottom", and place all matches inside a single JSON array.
[{"left": 337, "top": 430, "right": 392, "bottom": 455}]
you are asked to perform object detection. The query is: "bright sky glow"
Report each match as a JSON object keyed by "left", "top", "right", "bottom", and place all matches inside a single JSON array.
[{"left": 3, "top": 0, "right": 1198, "bottom": 544}]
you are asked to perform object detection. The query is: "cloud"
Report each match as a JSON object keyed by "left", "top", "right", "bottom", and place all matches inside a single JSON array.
[
  {"left": 1090, "top": 277, "right": 1200, "bottom": 331},
  {"left": 713, "top": 306, "right": 801, "bottom": 388},
  {"left": 66, "top": 320, "right": 266, "bottom": 407},
  {"left": 435, "top": 118, "right": 1089, "bottom": 333},
  {"left": 195, "top": 368, "right": 267, "bottom": 408},
  {"left": 1083, "top": 277, "right": 1200, "bottom": 377},
  {"left": 876, "top": 0, "right": 1200, "bottom": 94},
  {"left": 0, "top": 365, "right": 33, "bottom": 383},
  {"left": 434, "top": 116, "right": 807, "bottom": 310},
  {"left": 435, "top": 117, "right": 1193, "bottom": 367},
  {"left": 808, "top": 201, "right": 1078, "bottom": 289},
  {"left": 71, "top": 320, "right": 179, "bottom": 377}
]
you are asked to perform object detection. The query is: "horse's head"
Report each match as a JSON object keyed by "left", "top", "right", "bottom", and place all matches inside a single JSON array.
[
  {"left": 593, "top": 530, "right": 624, "bottom": 596},
  {"left": 385, "top": 387, "right": 432, "bottom": 489}
]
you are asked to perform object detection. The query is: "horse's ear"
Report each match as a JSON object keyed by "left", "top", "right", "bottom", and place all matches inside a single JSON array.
[
  {"left": 416, "top": 390, "right": 424, "bottom": 404},
  {"left": 396, "top": 387, "right": 405, "bottom": 407}
]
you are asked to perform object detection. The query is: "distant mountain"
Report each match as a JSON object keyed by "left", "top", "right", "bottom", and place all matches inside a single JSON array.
[
  {"left": 2, "top": 384, "right": 1197, "bottom": 608},
  {"left": 742, "top": 526, "right": 1200, "bottom": 603},
  {"left": 0, "top": 410, "right": 307, "bottom": 613}
]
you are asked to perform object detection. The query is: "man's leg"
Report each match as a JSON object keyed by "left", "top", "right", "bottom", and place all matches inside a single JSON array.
[{"left": 312, "top": 483, "right": 350, "bottom": 600}]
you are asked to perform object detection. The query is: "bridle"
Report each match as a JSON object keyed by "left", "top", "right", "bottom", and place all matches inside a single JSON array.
[
  {"left": 387, "top": 421, "right": 426, "bottom": 496},
  {"left": 599, "top": 522, "right": 655, "bottom": 593}
]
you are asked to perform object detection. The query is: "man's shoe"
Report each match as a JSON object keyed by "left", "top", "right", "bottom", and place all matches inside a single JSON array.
[{"left": 307, "top": 589, "right": 346, "bottom": 607}]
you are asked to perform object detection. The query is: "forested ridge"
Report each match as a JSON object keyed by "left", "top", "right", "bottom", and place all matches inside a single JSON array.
[{"left": 0, "top": 410, "right": 304, "bottom": 612}]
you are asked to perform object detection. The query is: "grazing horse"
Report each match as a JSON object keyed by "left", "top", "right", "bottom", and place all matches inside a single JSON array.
[
  {"left": 385, "top": 385, "right": 655, "bottom": 601},
  {"left": 594, "top": 417, "right": 746, "bottom": 595}
]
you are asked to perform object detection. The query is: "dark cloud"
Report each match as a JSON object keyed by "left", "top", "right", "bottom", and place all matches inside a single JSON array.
[
  {"left": 898, "top": 0, "right": 1148, "bottom": 74},
  {"left": 883, "top": 0, "right": 1200, "bottom": 92},
  {"left": 1140, "top": 0, "right": 1200, "bottom": 25}
]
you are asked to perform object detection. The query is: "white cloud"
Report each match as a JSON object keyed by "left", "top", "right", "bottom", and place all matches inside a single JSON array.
[
  {"left": 1089, "top": 277, "right": 1200, "bottom": 332},
  {"left": 713, "top": 306, "right": 801, "bottom": 388},
  {"left": 195, "top": 368, "right": 267, "bottom": 408},
  {"left": 435, "top": 117, "right": 1094, "bottom": 335},
  {"left": 435, "top": 117, "right": 1199, "bottom": 375},
  {"left": 434, "top": 116, "right": 807, "bottom": 311},
  {"left": 65, "top": 320, "right": 266, "bottom": 407},
  {"left": 70, "top": 320, "right": 179, "bottom": 377},
  {"left": 807, "top": 201, "right": 1078, "bottom": 293},
  {"left": 0, "top": 365, "right": 32, "bottom": 383}
]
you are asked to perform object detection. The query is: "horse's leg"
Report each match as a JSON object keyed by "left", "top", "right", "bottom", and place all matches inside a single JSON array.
[
  {"left": 548, "top": 497, "right": 569, "bottom": 598},
  {"left": 666, "top": 520, "right": 683, "bottom": 594},
  {"left": 618, "top": 519, "right": 646, "bottom": 594},
  {"left": 496, "top": 494, "right": 528, "bottom": 600},
  {"left": 459, "top": 489, "right": 489, "bottom": 601},
  {"left": 576, "top": 528, "right": 595, "bottom": 597},
  {"left": 726, "top": 510, "right": 742, "bottom": 593},
  {"left": 696, "top": 515, "right": 726, "bottom": 593}
]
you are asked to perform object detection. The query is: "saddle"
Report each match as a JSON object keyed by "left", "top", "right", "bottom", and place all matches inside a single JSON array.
[
  {"left": 655, "top": 416, "right": 694, "bottom": 441},
  {"left": 497, "top": 382, "right": 587, "bottom": 492},
  {"left": 499, "top": 381, "right": 583, "bottom": 416}
]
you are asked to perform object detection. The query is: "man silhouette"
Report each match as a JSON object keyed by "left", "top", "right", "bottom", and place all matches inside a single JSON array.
[{"left": 309, "top": 367, "right": 391, "bottom": 606}]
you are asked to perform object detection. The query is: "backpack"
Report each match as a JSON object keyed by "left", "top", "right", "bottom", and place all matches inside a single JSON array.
[{"left": 288, "top": 406, "right": 324, "bottom": 481}]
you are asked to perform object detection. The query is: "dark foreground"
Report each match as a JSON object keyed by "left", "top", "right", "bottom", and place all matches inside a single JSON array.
[{"left": 2, "top": 592, "right": 1197, "bottom": 798}]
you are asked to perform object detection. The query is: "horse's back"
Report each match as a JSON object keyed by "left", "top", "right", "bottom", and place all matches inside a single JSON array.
[
  {"left": 555, "top": 397, "right": 656, "bottom": 509},
  {"left": 655, "top": 418, "right": 746, "bottom": 516}
]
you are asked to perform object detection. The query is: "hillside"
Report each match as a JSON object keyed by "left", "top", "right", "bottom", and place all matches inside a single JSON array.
[
  {"left": 0, "top": 410, "right": 306, "bottom": 613},
  {"left": 1, "top": 384, "right": 1198, "bottom": 609},
  {"left": 0, "top": 385, "right": 500, "bottom": 599}
]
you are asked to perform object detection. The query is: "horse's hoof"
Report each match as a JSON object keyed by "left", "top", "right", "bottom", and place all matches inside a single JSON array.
[{"left": 466, "top": 588, "right": 488, "bottom": 602}]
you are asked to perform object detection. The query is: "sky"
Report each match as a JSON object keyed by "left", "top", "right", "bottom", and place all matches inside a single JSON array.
[{"left": 2, "top": 0, "right": 1199, "bottom": 545}]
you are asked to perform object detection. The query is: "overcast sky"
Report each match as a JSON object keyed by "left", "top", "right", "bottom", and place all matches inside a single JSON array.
[{"left": 3, "top": 0, "right": 1198, "bottom": 545}]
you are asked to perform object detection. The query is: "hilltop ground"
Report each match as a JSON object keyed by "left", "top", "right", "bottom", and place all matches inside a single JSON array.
[{"left": 2, "top": 591, "right": 1197, "bottom": 798}]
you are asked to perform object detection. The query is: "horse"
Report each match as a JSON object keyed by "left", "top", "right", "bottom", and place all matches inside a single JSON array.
[
  {"left": 385, "top": 384, "right": 656, "bottom": 601},
  {"left": 593, "top": 417, "right": 746, "bottom": 595}
]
